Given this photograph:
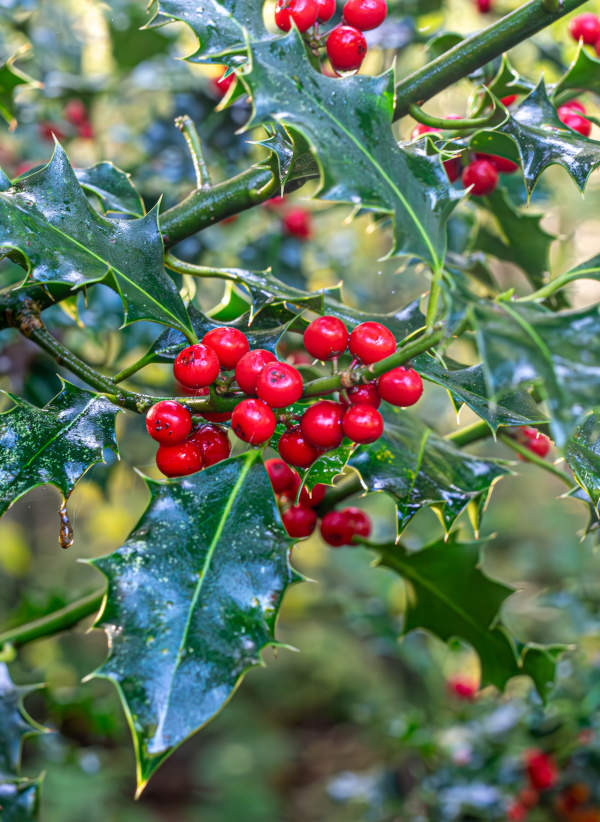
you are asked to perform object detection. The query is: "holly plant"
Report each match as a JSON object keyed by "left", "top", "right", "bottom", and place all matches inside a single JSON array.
[{"left": 4, "top": 0, "right": 600, "bottom": 816}]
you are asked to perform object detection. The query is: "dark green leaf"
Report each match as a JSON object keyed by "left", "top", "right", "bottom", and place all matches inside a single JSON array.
[
  {"left": 553, "top": 41, "right": 600, "bottom": 99},
  {"left": 90, "top": 452, "right": 297, "bottom": 791},
  {"left": 75, "top": 162, "right": 145, "bottom": 216},
  {"left": 425, "top": 32, "right": 463, "bottom": 60},
  {"left": 1, "top": 144, "right": 192, "bottom": 334},
  {"left": 566, "top": 413, "right": 600, "bottom": 508},
  {"left": 0, "top": 53, "right": 39, "bottom": 128},
  {"left": 487, "top": 55, "right": 534, "bottom": 99},
  {"left": 300, "top": 443, "right": 355, "bottom": 493},
  {"left": 244, "top": 30, "right": 458, "bottom": 270},
  {"left": 0, "top": 779, "right": 41, "bottom": 822},
  {"left": 350, "top": 407, "right": 508, "bottom": 533},
  {"left": 518, "top": 644, "right": 563, "bottom": 703},
  {"left": 0, "top": 664, "right": 44, "bottom": 779},
  {"left": 473, "top": 301, "right": 600, "bottom": 446},
  {"left": 0, "top": 382, "right": 119, "bottom": 517}
]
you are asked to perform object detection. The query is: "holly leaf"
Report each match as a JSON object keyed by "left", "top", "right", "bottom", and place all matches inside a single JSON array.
[
  {"left": 244, "top": 30, "right": 458, "bottom": 270},
  {"left": 0, "top": 51, "right": 39, "bottom": 129},
  {"left": 487, "top": 55, "right": 534, "bottom": 99},
  {"left": 471, "top": 188, "right": 554, "bottom": 290},
  {"left": 0, "top": 143, "right": 192, "bottom": 334},
  {"left": 499, "top": 79, "right": 600, "bottom": 192},
  {"left": 0, "top": 779, "right": 41, "bottom": 822},
  {"left": 0, "top": 382, "right": 119, "bottom": 517},
  {"left": 375, "top": 537, "right": 548, "bottom": 692},
  {"left": 553, "top": 41, "right": 600, "bottom": 99},
  {"left": 299, "top": 443, "right": 355, "bottom": 494},
  {"left": 145, "top": 0, "right": 271, "bottom": 63},
  {"left": 0, "top": 665, "right": 44, "bottom": 779},
  {"left": 473, "top": 301, "right": 600, "bottom": 446},
  {"left": 89, "top": 452, "right": 297, "bottom": 792},
  {"left": 350, "top": 407, "right": 508, "bottom": 533},
  {"left": 75, "top": 162, "right": 145, "bottom": 217},
  {"left": 566, "top": 413, "right": 600, "bottom": 509}
]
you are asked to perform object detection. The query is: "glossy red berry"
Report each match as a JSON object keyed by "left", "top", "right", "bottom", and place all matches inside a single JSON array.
[
  {"left": 461, "top": 159, "right": 498, "bottom": 196},
  {"left": 264, "top": 194, "right": 287, "bottom": 210},
  {"left": 283, "top": 208, "right": 312, "bottom": 239},
  {"left": 282, "top": 505, "right": 318, "bottom": 538},
  {"left": 235, "top": 349, "right": 277, "bottom": 395},
  {"left": 316, "top": 0, "right": 336, "bottom": 20},
  {"left": 444, "top": 157, "right": 462, "bottom": 182},
  {"left": 343, "top": 0, "right": 387, "bottom": 30},
  {"left": 475, "top": 152, "right": 519, "bottom": 174},
  {"left": 411, "top": 122, "right": 440, "bottom": 140},
  {"left": 519, "top": 426, "right": 551, "bottom": 458},
  {"left": 560, "top": 100, "right": 586, "bottom": 114},
  {"left": 447, "top": 675, "right": 478, "bottom": 700},
  {"left": 558, "top": 106, "right": 592, "bottom": 137},
  {"left": 342, "top": 404, "right": 384, "bottom": 443},
  {"left": 525, "top": 750, "right": 557, "bottom": 791},
  {"left": 326, "top": 25, "right": 367, "bottom": 72},
  {"left": 265, "top": 458, "right": 297, "bottom": 494},
  {"left": 344, "top": 383, "right": 380, "bottom": 407},
  {"left": 202, "top": 327, "right": 250, "bottom": 370},
  {"left": 275, "top": 0, "right": 318, "bottom": 32},
  {"left": 213, "top": 69, "right": 235, "bottom": 97},
  {"left": 301, "top": 401, "right": 345, "bottom": 449},
  {"left": 231, "top": 399, "right": 276, "bottom": 445},
  {"left": 343, "top": 507, "right": 371, "bottom": 538},
  {"left": 476, "top": 0, "right": 491, "bottom": 12},
  {"left": 156, "top": 441, "right": 203, "bottom": 477},
  {"left": 278, "top": 428, "right": 321, "bottom": 468},
  {"left": 569, "top": 12, "right": 600, "bottom": 44},
  {"left": 146, "top": 400, "right": 192, "bottom": 444},
  {"left": 349, "top": 321, "right": 396, "bottom": 364},
  {"left": 189, "top": 424, "right": 231, "bottom": 467},
  {"left": 304, "top": 316, "right": 349, "bottom": 360},
  {"left": 256, "top": 361, "right": 304, "bottom": 408},
  {"left": 174, "top": 343, "right": 220, "bottom": 389},
  {"left": 64, "top": 99, "right": 87, "bottom": 126},
  {"left": 501, "top": 94, "right": 518, "bottom": 106},
  {"left": 320, "top": 510, "right": 355, "bottom": 546},
  {"left": 302, "top": 482, "right": 327, "bottom": 507},
  {"left": 378, "top": 366, "right": 423, "bottom": 407}
]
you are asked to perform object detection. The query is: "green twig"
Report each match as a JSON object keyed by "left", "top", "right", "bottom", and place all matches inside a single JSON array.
[
  {"left": 408, "top": 103, "right": 497, "bottom": 130},
  {"left": 518, "top": 268, "right": 600, "bottom": 302},
  {"left": 164, "top": 254, "right": 239, "bottom": 281},
  {"left": 175, "top": 114, "right": 211, "bottom": 189},
  {"left": 112, "top": 350, "right": 158, "bottom": 384},
  {"left": 445, "top": 419, "right": 493, "bottom": 447}
]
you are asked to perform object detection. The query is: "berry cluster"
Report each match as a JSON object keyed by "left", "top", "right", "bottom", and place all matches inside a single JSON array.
[
  {"left": 274, "top": 0, "right": 387, "bottom": 74},
  {"left": 569, "top": 12, "right": 600, "bottom": 54},
  {"left": 266, "top": 457, "right": 372, "bottom": 545},
  {"left": 507, "top": 749, "right": 558, "bottom": 821},
  {"left": 144, "top": 317, "right": 423, "bottom": 482},
  {"left": 510, "top": 426, "right": 552, "bottom": 460}
]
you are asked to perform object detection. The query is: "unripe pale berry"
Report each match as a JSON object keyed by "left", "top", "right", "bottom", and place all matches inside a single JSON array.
[
  {"left": 278, "top": 427, "right": 321, "bottom": 468},
  {"left": 275, "top": 0, "right": 318, "bottom": 31},
  {"left": 461, "top": 159, "right": 498, "bottom": 196},
  {"left": 235, "top": 349, "right": 277, "bottom": 395},
  {"left": 146, "top": 400, "right": 192, "bottom": 444},
  {"left": 188, "top": 424, "right": 231, "bottom": 467},
  {"left": 156, "top": 441, "right": 203, "bottom": 477},
  {"left": 377, "top": 366, "right": 423, "bottom": 406},
  {"left": 174, "top": 343, "right": 220, "bottom": 388},
  {"left": 202, "top": 327, "right": 250, "bottom": 370},
  {"left": 231, "top": 399, "right": 276, "bottom": 445},
  {"left": 304, "top": 316, "right": 349, "bottom": 360},
  {"left": 282, "top": 505, "right": 318, "bottom": 538},
  {"left": 326, "top": 25, "right": 367, "bottom": 72},
  {"left": 349, "top": 321, "right": 396, "bottom": 363},
  {"left": 343, "top": 0, "right": 387, "bottom": 30},
  {"left": 301, "top": 401, "right": 345, "bottom": 449},
  {"left": 342, "top": 403, "right": 384, "bottom": 443},
  {"left": 256, "top": 361, "right": 304, "bottom": 408}
]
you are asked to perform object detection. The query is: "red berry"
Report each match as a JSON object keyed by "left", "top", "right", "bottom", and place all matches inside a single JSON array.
[
  {"left": 235, "top": 349, "right": 277, "bottom": 395},
  {"left": 231, "top": 399, "right": 276, "bottom": 445},
  {"left": 146, "top": 400, "right": 192, "bottom": 444},
  {"left": 282, "top": 505, "right": 318, "bottom": 538},
  {"left": 342, "top": 404, "right": 384, "bottom": 443},
  {"left": 444, "top": 157, "right": 462, "bottom": 182},
  {"left": 343, "top": 507, "right": 371, "bottom": 538},
  {"left": 213, "top": 69, "right": 235, "bottom": 96},
  {"left": 525, "top": 749, "right": 557, "bottom": 791},
  {"left": 188, "top": 424, "right": 231, "bottom": 467},
  {"left": 519, "top": 426, "right": 551, "bottom": 458},
  {"left": 265, "top": 457, "right": 297, "bottom": 494},
  {"left": 501, "top": 94, "right": 518, "bottom": 106},
  {"left": 569, "top": 12, "right": 600, "bottom": 44},
  {"left": 39, "top": 122, "right": 64, "bottom": 142},
  {"left": 461, "top": 159, "right": 498, "bottom": 196},
  {"left": 326, "top": 25, "right": 367, "bottom": 72},
  {"left": 411, "top": 122, "right": 440, "bottom": 140},
  {"left": 447, "top": 675, "right": 478, "bottom": 700},
  {"left": 316, "top": 0, "right": 336, "bottom": 20},
  {"left": 77, "top": 121, "right": 94, "bottom": 140},
  {"left": 476, "top": 0, "right": 491, "bottom": 12},
  {"left": 343, "top": 0, "right": 387, "bottom": 30},
  {"left": 507, "top": 801, "right": 527, "bottom": 822},
  {"left": 475, "top": 151, "right": 519, "bottom": 174},
  {"left": 320, "top": 510, "right": 355, "bottom": 546},
  {"left": 558, "top": 106, "right": 592, "bottom": 137},
  {"left": 303, "top": 483, "right": 327, "bottom": 507},
  {"left": 156, "top": 441, "right": 203, "bottom": 477},
  {"left": 174, "top": 343, "right": 220, "bottom": 389},
  {"left": 202, "top": 327, "right": 250, "bottom": 370},
  {"left": 560, "top": 100, "right": 586, "bottom": 114},
  {"left": 378, "top": 366, "right": 423, "bottom": 407},
  {"left": 349, "top": 321, "right": 396, "bottom": 364},
  {"left": 278, "top": 427, "right": 321, "bottom": 468},
  {"left": 519, "top": 788, "right": 539, "bottom": 809},
  {"left": 301, "top": 401, "right": 345, "bottom": 449},
  {"left": 256, "top": 361, "right": 304, "bottom": 408},
  {"left": 64, "top": 99, "right": 87, "bottom": 126},
  {"left": 264, "top": 195, "right": 287, "bottom": 210},
  {"left": 283, "top": 208, "right": 312, "bottom": 239},
  {"left": 304, "top": 316, "right": 349, "bottom": 360},
  {"left": 275, "top": 0, "right": 318, "bottom": 32},
  {"left": 344, "top": 383, "right": 380, "bottom": 407}
]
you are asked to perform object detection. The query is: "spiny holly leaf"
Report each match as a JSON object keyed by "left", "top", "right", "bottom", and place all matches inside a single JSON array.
[
  {"left": 0, "top": 779, "right": 41, "bottom": 822},
  {"left": 244, "top": 30, "right": 459, "bottom": 270},
  {"left": 471, "top": 188, "right": 554, "bottom": 290},
  {"left": 299, "top": 443, "right": 355, "bottom": 494},
  {"left": 0, "top": 664, "right": 44, "bottom": 779},
  {"left": 146, "top": 0, "right": 271, "bottom": 63},
  {"left": 487, "top": 55, "right": 534, "bottom": 99},
  {"left": 553, "top": 41, "right": 600, "bottom": 99},
  {"left": 418, "top": 355, "right": 547, "bottom": 431},
  {"left": 0, "top": 143, "right": 192, "bottom": 335},
  {"left": 0, "top": 382, "right": 118, "bottom": 517},
  {"left": 566, "top": 413, "right": 600, "bottom": 509},
  {"left": 518, "top": 643, "right": 564, "bottom": 703},
  {"left": 89, "top": 452, "right": 297, "bottom": 793},
  {"left": 0, "top": 52, "right": 39, "bottom": 129},
  {"left": 473, "top": 301, "right": 600, "bottom": 446},
  {"left": 375, "top": 537, "right": 549, "bottom": 693},
  {"left": 350, "top": 407, "right": 508, "bottom": 533},
  {"left": 499, "top": 79, "right": 600, "bottom": 192},
  {"left": 75, "top": 162, "right": 145, "bottom": 217}
]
